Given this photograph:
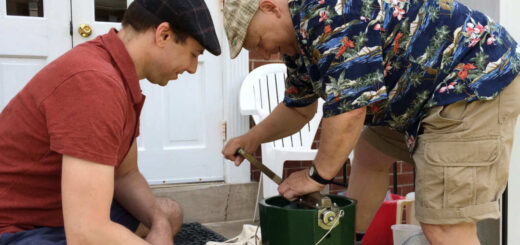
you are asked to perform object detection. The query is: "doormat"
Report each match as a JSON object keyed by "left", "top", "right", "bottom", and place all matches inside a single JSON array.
[{"left": 174, "top": 222, "right": 227, "bottom": 245}]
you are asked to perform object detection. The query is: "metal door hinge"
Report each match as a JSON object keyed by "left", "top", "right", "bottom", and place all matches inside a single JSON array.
[
  {"left": 221, "top": 121, "right": 227, "bottom": 141},
  {"left": 69, "top": 21, "right": 73, "bottom": 36}
]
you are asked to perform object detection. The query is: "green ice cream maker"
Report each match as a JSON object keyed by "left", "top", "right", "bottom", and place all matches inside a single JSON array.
[
  {"left": 237, "top": 149, "right": 356, "bottom": 245},
  {"left": 259, "top": 195, "right": 356, "bottom": 245}
]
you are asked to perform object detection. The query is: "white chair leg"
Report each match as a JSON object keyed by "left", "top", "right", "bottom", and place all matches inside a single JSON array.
[{"left": 252, "top": 174, "right": 263, "bottom": 222}]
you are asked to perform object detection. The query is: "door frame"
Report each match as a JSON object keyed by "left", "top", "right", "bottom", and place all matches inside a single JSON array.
[{"left": 222, "top": 39, "right": 251, "bottom": 183}]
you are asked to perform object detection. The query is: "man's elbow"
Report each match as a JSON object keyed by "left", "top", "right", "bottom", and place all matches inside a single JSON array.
[
  {"left": 65, "top": 219, "right": 109, "bottom": 245},
  {"left": 301, "top": 109, "right": 317, "bottom": 122},
  {"left": 66, "top": 227, "right": 91, "bottom": 245},
  {"left": 323, "top": 106, "right": 367, "bottom": 126},
  {"left": 349, "top": 106, "right": 367, "bottom": 120},
  {"left": 294, "top": 101, "right": 319, "bottom": 121},
  {"left": 66, "top": 232, "right": 90, "bottom": 245}
]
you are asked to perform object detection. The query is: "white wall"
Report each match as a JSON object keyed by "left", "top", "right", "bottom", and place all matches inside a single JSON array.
[
  {"left": 500, "top": 0, "right": 520, "bottom": 243},
  {"left": 457, "top": 0, "right": 500, "bottom": 22},
  {"left": 500, "top": 0, "right": 520, "bottom": 41}
]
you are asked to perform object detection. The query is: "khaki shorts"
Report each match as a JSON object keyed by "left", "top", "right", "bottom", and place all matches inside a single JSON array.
[{"left": 362, "top": 75, "right": 520, "bottom": 225}]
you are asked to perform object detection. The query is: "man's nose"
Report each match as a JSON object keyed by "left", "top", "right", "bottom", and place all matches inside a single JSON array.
[{"left": 187, "top": 59, "right": 198, "bottom": 74}]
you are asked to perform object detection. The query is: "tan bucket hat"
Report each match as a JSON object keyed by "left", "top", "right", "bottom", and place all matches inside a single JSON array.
[{"left": 223, "top": 0, "right": 261, "bottom": 58}]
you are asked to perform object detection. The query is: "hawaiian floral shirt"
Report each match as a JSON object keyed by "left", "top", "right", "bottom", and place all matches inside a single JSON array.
[{"left": 283, "top": 0, "right": 520, "bottom": 152}]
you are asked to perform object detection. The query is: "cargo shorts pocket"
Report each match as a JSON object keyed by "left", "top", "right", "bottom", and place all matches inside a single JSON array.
[
  {"left": 414, "top": 137, "right": 501, "bottom": 212},
  {"left": 421, "top": 103, "right": 466, "bottom": 135}
]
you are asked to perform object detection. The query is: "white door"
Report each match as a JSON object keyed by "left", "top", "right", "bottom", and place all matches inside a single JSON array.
[
  {"left": 71, "top": 0, "right": 225, "bottom": 184},
  {"left": 0, "top": 0, "right": 71, "bottom": 110}
]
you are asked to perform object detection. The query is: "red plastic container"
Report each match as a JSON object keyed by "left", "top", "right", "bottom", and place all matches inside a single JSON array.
[{"left": 362, "top": 194, "right": 405, "bottom": 245}]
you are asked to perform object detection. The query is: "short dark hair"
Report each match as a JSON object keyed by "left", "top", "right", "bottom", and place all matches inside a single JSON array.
[{"left": 121, "top": 1, "right": 189, "bottom": 43}]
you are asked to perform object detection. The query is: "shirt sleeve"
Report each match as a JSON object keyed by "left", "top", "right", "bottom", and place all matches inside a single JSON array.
[
  {"left": 41, "top": 71, "right": 128, "bottom": 166},
  {"left": 305, "top": 2, "right": 387, "bottom": 117},
  {"left": 282, "top": 55, "right": 319, "bottom": 107}
]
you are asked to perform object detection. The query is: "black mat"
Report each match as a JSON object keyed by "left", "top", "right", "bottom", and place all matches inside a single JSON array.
[{"left": 174, "top": 222, "right": 227, "bottom": 245}]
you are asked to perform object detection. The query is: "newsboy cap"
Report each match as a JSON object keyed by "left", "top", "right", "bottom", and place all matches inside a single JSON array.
[
  {"left": 135, "top": 0, "right": 221, "bottom": 56},
  {"left": 223, "top": 0, "right": 261, "bottom": 59}
]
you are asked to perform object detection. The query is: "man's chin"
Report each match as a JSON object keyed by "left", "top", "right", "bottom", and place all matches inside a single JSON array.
[
  {"left": 281, "top": 51, "right": 296, "bottom": 57},
  {"left": 149, "top": 75, "right": 177, "bottom": 86},
  {"left": 280, "top": 48, "right": 297, "bottom": 56},
  {"left": 149, "top": 79, "right": 169, "bottom": 86},
  {"left": 159, "top": 80, "right": 171, "bottom": 86}
]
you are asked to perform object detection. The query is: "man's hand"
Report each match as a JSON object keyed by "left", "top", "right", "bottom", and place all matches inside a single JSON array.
[
  {"left": 145, "top": 214, "right": 174, "bottom": 245},
  {"left": 278, "top": 169, "right": 325, "bottom": 201},
  {"left": 222, "top": 134, "right": 260, "bottom": 166}
]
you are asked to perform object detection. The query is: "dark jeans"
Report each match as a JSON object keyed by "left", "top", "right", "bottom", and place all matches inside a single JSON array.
[{"left": 0, "top": 200, "right": 139, "bottom": 245}]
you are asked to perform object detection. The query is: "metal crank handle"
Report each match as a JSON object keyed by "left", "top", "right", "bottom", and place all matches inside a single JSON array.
[
  {"left": 236, "top": 148, "right": 329, "bottom": 209},
  {"left": 235, "top": 148, "right": 283, "bottom": 185}
]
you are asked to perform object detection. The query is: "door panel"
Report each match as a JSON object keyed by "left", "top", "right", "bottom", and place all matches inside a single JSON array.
[
  {"left": 71, "top": 0, "right": 225, "bottom": 184},
  {"left": 0, "top": 0, "right": 71, "bottom": 110},
  {"left": 0, "top": 59, "right": 45, "bottom": 106},
  {"left": 138, "top": 55, "right": 224, "bottom": 184}
]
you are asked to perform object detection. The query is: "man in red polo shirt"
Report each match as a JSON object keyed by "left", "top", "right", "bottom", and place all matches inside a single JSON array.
[{"left": 0, "top": 0, "right": 221, "bottom": 244}]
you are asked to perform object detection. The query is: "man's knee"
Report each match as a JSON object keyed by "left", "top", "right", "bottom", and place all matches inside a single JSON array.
[
  {"left": 157, "top": 197, "right": 183, "bottom": 224},
  {"left": 421, "top": 222, "right": 479, "bottom": 245},
  {"left": 352, "top": 137, "right": 396, "bottom": 172}
]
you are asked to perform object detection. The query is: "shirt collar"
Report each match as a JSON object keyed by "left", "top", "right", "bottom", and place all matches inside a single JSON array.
[
  {"left": 289, "top": 0, "right": 302, "bottom": 32},
  {"left": 101, "top": 28, "right": 143, "bottom": 104}
]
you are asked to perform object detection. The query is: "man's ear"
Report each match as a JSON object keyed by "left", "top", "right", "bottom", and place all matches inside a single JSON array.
[
  {"left": 154, "top": 22, "right": 172, "bottom": 47},
  {"left": 258, "top": 0, "right": 281, "bottom": 18}
]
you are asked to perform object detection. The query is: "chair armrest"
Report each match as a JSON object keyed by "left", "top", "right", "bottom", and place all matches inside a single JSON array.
[
  {"left": 239, "top": 91, "right": 257, "bottom": 116},
  {"left": 239, "top": 75, "right": 259, "bottom": 116},
  {"left": 239, "top": 64, "right": 288, "bottom": 117}
]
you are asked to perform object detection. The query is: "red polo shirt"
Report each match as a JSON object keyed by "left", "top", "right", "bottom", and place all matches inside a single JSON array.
[{"left": 0, "top": 29, "right": 145, "bottom": 235}]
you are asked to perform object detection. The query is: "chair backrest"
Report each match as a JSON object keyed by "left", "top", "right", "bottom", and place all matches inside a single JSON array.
[{"left": 240, "top": 64, "right": 323, "bottom": 150}]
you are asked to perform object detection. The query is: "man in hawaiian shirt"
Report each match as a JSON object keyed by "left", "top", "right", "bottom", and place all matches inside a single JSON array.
[{"left": 221, "top": 0, "right": 520, "bottom": 244}]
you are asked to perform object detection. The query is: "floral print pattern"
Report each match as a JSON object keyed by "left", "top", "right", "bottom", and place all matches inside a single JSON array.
[{"left": 283, "top": 0, "right": 520, "bottom": 152}]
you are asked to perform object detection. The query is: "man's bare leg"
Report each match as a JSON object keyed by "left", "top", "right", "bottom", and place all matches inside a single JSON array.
[
  {"left": 421, "top": 222, "right": 480, "bottom": 245},
  {"left": 346, "top": 137, "right": 397, "bottom": 232}
]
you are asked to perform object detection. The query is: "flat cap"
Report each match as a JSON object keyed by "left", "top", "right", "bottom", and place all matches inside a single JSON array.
[
  {"left": 135, "top": 0, "right": 221, "bottom": 56},
  {"left": 223, "top": 0, "right": 261, "bottom": 59}
]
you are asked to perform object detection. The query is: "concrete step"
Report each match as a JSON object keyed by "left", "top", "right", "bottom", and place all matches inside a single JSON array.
[{"left": 151, "top": 182, "right": 259, "bottom": 224}]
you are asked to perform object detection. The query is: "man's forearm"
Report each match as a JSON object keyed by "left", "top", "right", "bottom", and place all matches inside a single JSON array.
[
  {"left": 248, "top": 101, "right": 318, "bottom": 143},
  {"left": 69, "top": 221, "right": 150, "bottom": 245},
  {"left": 314, "top": 107, "right": 366, "bottom": 180},
  {"left": 275, "top": 106, "right": 365, "bottom": 201},
  {"left": 114, "top": 139, "right": 170, "bottom": 230},
  {"left": 114, "top": 169, "right": 166, "bottom": 229}
]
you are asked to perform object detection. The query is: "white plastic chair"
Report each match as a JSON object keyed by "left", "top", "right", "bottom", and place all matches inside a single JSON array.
[{"left": 239, "top": 63, "right": 324, "bottom": 199}]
